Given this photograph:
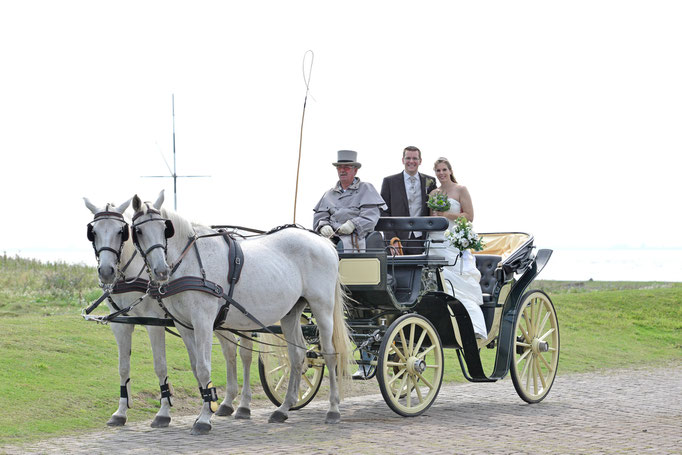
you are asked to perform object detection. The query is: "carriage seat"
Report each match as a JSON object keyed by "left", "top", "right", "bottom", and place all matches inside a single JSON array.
[
  {"left": 375, "top": 216, "right": 449, "bottom": 236},
  {"left": 474, "top": 254, "right": 502, "bottom": 303}
]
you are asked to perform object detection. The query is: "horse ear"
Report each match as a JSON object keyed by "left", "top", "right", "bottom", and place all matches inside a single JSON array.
[
  {"left": 117, "top": 198, "right": 132, "bottom": 214},
  {"left": 83, "top": 197, "right": 100, "bottom": 215},
  {"left": 133, "top": 195, "right": 142, "bottom": 212},
  {"left": 153, "top": 190, "right": 165, "bottom": 210}
]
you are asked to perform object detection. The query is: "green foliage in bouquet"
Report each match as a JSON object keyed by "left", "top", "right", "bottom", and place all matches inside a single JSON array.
[{"left": 427, "top": 191, "right": 451, "bottom": 212}]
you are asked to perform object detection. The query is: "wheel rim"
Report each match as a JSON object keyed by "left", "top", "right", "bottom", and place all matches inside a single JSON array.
[
  {"left": 378, "top": 315, "right": 443, "bottom": 416},
  {"left": 258, "top": 335, "right": 324, "bottom": 410},
  {"left": 511, "top": 291, "right": 560, "bottom": 402}
]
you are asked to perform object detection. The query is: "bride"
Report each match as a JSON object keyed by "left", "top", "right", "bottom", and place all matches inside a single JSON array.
[{"left": 428, "top": 157, "right": 487, "bottom": 340}]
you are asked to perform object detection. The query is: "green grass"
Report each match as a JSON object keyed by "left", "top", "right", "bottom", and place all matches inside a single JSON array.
[{"left": 0, "top": 255, "right": 680, "bottom": 445}]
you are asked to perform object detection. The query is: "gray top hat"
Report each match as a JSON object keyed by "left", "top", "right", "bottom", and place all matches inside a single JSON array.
[{"left": 332, "top": 150, "right": 361, "bottom": 169}]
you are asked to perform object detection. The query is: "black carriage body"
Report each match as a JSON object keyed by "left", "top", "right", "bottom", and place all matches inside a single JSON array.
[{"left": 341, "top": 218, "right": 553, "bottom": 381}]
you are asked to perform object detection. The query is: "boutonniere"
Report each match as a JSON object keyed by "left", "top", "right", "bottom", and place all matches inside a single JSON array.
[{"left": 425, "top": 178, "right": 435, "bottom": 189}]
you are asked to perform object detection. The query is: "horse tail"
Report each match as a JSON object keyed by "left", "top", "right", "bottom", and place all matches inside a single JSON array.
[{"left": 332, "top": 275, "right": 355, "bottom": 399}]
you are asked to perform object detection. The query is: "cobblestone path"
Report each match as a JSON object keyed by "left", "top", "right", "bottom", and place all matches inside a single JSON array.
[{"left": 2, "top": 366, "right": 681, "bottom": 454}]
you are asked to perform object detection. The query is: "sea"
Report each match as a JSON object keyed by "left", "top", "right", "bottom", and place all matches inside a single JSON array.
[{"left": 2, "top": 247, "right": 681, "bottom": 283}]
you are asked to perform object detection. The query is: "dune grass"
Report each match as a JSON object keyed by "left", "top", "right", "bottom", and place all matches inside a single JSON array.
[{"left": 0, "top": 254, "right": 680, "bottom": 445}]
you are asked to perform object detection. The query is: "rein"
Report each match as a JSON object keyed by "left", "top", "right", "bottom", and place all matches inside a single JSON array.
[{"left": 135, "top": 221, "right": 339, "bottom": 356}]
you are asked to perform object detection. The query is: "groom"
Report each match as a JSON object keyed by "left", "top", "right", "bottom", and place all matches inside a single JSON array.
[{"left": 380, "top": 146, "right": 437, "bottom": 255}]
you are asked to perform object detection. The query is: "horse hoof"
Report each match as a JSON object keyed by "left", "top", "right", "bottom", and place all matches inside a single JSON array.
[
  {"left": 106, "top": 415, "right": 126, "bottom": 426},
  {"left": 268, "top": 410, "right": 288, "bottom": 423},
  {"left": 215, "top": 404, "right": 234, "bottom": 417},
  {"left": 325, "top": 411, "right": 341, "bottom": 424},
  {"left": 151, "top": 415, "right": 171, "bottom": 428},
  {"left": 234, "top": 407, "right": 251, "bottom": 420},
  {"left": 190, "top": 421, "right": 212, "bottom": 435}
]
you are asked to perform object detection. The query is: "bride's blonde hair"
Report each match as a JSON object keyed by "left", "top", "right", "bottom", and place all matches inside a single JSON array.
[{"left": 433, "top": 157, "right": 457, "bottom": 183}]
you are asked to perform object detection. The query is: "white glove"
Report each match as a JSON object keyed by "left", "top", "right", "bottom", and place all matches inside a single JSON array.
[
  {"left": 338, "top": 220, "right": 355, "bottom": 235},
  {"left": 320, "top": 225, "right": 334, "bottom": 238}
]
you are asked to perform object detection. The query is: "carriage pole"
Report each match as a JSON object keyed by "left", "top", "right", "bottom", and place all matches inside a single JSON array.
[{"left": 293, "top": 50, "right": 314, "bottom": 224}]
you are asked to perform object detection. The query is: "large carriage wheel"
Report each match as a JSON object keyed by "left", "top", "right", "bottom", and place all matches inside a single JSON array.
[
  {"left": 377, "top": 314, "right": 444, "bottom": 417},
  {"left": 258, "top": 334, "right": 325, "bottom": 410},
  {"left": 511, "top": 290, "right": 560, "bottom": 403}
]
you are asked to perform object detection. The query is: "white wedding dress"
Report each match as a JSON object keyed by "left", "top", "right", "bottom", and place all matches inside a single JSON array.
[{"left": 429, "top": 198, "right": 488, "bottom": 340}]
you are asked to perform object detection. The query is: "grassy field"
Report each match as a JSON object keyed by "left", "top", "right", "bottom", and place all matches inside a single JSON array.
[{"left": 0, "top": 254, "right": 680, "bottom": 445}]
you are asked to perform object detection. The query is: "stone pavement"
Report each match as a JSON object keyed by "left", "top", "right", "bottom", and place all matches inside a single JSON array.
[{"left": 2, "top": 366, "right": 681, "bottom": 455}]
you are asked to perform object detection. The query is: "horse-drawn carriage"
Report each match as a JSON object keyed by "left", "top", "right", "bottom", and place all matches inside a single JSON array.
[
  {"left": 256, "top": 216, "right": 559, "bottom": 416},
  {"left": 83, "top": 193, "right": 558, "bottom": 433}
]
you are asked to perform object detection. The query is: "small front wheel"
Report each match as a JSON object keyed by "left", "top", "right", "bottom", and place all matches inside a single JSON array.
[
  {"left": 377, "top": 314, "right": 444, "bottom": 416},
  {"left": 510, "top": 290, "right": 560, "bottom": 403}
]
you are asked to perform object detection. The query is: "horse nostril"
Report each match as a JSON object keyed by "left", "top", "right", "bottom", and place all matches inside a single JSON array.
[{"left": 98, "top": 265, "right": 114, "bottom": 279}]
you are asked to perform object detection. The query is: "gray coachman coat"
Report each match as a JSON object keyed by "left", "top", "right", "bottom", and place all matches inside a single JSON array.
[{"left": 313, "top": 178, "right": 386, "bottom": 252}]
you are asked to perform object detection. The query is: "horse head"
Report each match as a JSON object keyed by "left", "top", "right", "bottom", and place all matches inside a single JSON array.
[
  {"left": 83, "top": 197, "right": 132, "bottom": 284},
  {"left": 132, "top": 190, "right": 175, "bottom": 283}
]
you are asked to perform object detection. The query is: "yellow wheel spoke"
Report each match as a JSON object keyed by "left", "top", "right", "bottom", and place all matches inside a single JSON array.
[
  {"left": 387, "top": 368, "right": 406, "bottom": 388},
  {"left": 525, "top": 355, "right": 533, "bottom": 390},
  {"left": 415, "top": 371, "right": 434, "bottom": 390},
  {"left": 390, "top": 342, "right": 407, "bottom": 362},
  {"left": 538, "top": 327, "right": 556, "bottom": 343},
  {"left": 517, "top": 348, "right": 531, "bottom": 365},
  {"left": 535, "top": 357, "right": 548, "bottom": 389},
  {"left": 274, "top": 371, "right": 287, "bottom": 392},
  {"left": 518, "top": 315, "right": 531, "bottom": 342},
  {"left": 416, "top": 345, "right": 435, "bottom": 360},
  {"left": 302, "top": 373, "right": 314, "bottom": 388},
  {"left": 399, "top": 328, "right": 408, "bottom": 356},
  {"left": 414, "top": 376, "right": 424, "bottom": 403},
  {"left": 538, "top": 351, "right": 552, "bottom": 371},
  {"left": 386, "top": 361, "right": 406, "bottom": 368},
  {"left": 532, "top": 355, "right": 538, "bottom": 395},
  {"left": 394, "top": 373, "right": 408, "bottom": 401},
  {"left": 414, "top": 329, "right": 427, "bottom": 354},
  {"left": 408, "top": 324, "right": 415, "bottom": 355},
  {"left": 517, "top": 342, "right": 531, "bottom": 348},
  {"left": 406, "top": 376, "right": 412, "bottom": 407},
  {"left": 538, "top": 310, "right": 551, "bottom": 336},
  {"left": 267, "top": 364, "right": 287, "bottom": 375},
  {"left": 523, "top": 307, "right": 533, "bottom": 338},
  {"left": 533, "top": 299, "right": 542, "bottom": 335}
]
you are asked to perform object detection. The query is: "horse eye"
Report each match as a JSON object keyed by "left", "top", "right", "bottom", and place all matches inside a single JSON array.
[{"left": 136, "top": 228, "right": 142, "bottom": 236}]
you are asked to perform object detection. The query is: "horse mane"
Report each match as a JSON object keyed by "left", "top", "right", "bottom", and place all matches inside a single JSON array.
[{"left": 160, "top": 206, "right": 199, "bottom": 240}]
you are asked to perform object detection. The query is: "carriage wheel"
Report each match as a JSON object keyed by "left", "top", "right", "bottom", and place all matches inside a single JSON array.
[
  {"left": 510, "top": 290, "right": 560, "bottom": 403},
  {"left": 258, "top": 336, "right": 325, "bottom": 410},
  {"left": 377, "top": 314, "right": 444, "bottom": 417}
]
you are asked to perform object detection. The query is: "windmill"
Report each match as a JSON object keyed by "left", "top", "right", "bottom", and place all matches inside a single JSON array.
[{"left": 142, "top": 94, "right": 210, "bottom": 210}]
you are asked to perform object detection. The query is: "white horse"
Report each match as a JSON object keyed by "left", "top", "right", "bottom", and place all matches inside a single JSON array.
[
  {"left": 131, "top": 192, "right": 353, "bottom": 435},
  {"left": 83, "top": 196, "right": 254, "bottom": 428}
]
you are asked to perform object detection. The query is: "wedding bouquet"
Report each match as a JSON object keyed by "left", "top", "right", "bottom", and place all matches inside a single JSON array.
[
  {"left": 445, "top": 217, "right": 485, "bottom": 252},
  {"left": 427, "top": 191, "right": 451, "bottom": 212}
]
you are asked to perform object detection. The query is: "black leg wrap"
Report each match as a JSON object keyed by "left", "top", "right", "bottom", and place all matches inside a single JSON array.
[
  {"left": 199, "top": 384, "right": 219, "bottom": 413},
  {"left": 200, "top": 386, "right": 218, "bottom": 403},
  {"left": 120, "top": 378, "right": 130, "bottom": 409},
  {"left": 160, "top": 378, "right": 173, "bottom": 407}
]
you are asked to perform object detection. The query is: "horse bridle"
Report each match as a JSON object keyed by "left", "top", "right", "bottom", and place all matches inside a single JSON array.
[
  {"left": 87, "top": 211, "right": 130, "bottom": 261},
  {"left": 131, "top": 206, "right": 175, "bottom": 262}
]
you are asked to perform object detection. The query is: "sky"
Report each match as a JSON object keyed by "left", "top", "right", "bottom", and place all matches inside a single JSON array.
[{"left": 1, "top": 1, "right": 681, "bottom": 280}]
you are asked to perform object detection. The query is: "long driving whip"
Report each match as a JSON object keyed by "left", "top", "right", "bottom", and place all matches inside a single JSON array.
[{"left": 293, "top": 50, "right": 314, "bottom": 224}]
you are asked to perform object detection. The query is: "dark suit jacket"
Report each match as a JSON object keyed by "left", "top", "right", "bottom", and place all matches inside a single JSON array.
[{"left": 380, "top": 171, "right": 437, "bottom": 252}]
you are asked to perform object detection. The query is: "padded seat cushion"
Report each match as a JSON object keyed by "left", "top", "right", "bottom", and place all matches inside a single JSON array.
[
  {"left": 375, "top": 216, "right": 448, "bottom": 233},
  {"left": 475, "top": 254, "right": 502, "bottom": 298}
]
